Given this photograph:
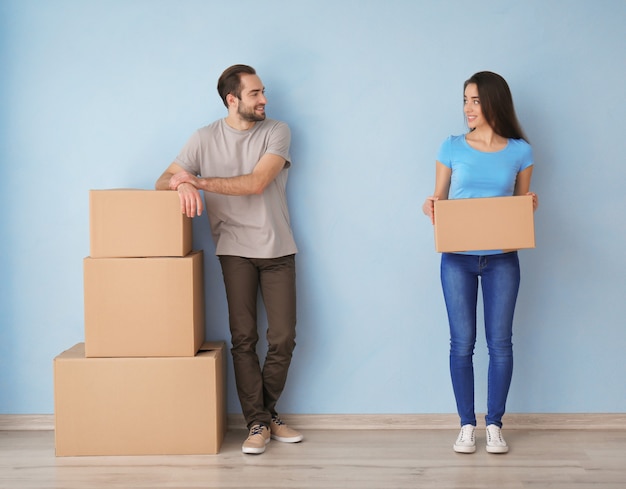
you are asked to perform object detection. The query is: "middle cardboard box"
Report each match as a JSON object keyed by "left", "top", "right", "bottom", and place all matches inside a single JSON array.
[{"left": 84, "top": 250, "right": 205, "bottom": 358}]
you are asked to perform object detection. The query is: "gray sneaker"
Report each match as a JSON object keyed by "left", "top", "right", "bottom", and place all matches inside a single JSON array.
[{"left": 453, "top": 424, "right": 476, "bottom": 453}]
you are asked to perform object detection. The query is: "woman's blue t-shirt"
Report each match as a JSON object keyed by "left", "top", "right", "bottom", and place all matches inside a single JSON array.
[{"left": 437, "top": 135, "right": 533, "bottom": 200}]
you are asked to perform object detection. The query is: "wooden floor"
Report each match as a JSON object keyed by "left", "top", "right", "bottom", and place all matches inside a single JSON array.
[{"left": 2, "top": 428, "right": 626, "bottom": 488}]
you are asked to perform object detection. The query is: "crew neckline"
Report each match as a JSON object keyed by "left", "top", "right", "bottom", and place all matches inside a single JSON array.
[{"left": 463, "top": 134, "right": 509, "bottom": 154}]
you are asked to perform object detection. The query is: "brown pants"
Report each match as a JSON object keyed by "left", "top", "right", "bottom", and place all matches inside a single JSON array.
[{"left": 218, "top": 254, "right": 297, "bottom": 429}]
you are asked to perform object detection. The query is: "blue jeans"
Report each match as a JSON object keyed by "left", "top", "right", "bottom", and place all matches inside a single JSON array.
[{"left": 440, "top": 252, "right": 520, "bottom": 428}]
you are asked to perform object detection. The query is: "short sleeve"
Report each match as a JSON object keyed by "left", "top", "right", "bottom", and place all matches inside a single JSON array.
[
  {"left": 266, "top": 121, "right": 292, "bottom": 167},
  {"left": 436, "top": 136, "right": 453, "bottom": 168},
  {"left": 520, "top": 142, "right": 534, "bottom": 171},
  {"left": 174, "top": 131, "right": 203, "bottom": 176}
]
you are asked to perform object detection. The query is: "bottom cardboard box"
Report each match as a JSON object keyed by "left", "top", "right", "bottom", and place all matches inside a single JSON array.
[{"left": 54, "top": 342, "right": 226, "bottom": 456}]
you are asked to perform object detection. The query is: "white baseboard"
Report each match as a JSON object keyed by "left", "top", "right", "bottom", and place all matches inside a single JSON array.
[
  {"left": 227, "top": 414, "right": 466, "bottom": 430},
  {"left": 228, "top": 413, "right": 626, "bottom": 430},
  {"left": 0, "top": 415, "right": 55, "bottom": 431},
  {"left": 3, "top": 413, "right": 624, "bottom": 432}
]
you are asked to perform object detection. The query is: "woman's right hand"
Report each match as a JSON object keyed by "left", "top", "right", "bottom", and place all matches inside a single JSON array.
[{"left": 422, "top": 196, "right": 438, "bottom": 225}]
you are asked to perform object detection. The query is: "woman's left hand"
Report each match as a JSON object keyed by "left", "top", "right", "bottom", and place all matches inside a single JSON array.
[{"left": 527, "top": 192, "right": 539, "bottom": 211}]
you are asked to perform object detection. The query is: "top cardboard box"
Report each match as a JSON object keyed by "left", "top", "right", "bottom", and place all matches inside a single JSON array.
[
  {"left": 434, "top": 195, "right": 535, "bottom": 253},
  {"left": 90, "top": 189, "right": 192, "bottom": 258}
]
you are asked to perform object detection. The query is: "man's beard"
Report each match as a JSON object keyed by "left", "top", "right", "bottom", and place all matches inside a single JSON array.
[{"left": 238, "top": 103, "right": 266, "bottom": 122}]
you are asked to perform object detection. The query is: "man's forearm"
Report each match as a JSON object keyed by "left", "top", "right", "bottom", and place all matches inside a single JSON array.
[
  {"left": 164, "top": 170, "right": 257, "bottom": 195},
  {"left": 198, "top": 174, "right": 265, "bottom": 196},
  {"left": 195, "top": 153, "right": 286, "bottom": 196}
]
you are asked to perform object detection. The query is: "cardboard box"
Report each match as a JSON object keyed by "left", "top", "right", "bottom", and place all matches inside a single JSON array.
[
  {"left": 90, "top": 189, "right": 191, "bottom": 258},
  {"left": 434, "top": 195, "right": 535, "bottom": 253},
  {"left": 54, "top": 342, "right": 226, "bottom": 456},
  {"left": 84, "top": 251, "right": 205, "bottom": 358}
]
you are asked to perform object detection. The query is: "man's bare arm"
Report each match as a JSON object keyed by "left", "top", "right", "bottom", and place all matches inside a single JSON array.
[{"left": 168, "top": 153, "right": 287, "bottom": 196}]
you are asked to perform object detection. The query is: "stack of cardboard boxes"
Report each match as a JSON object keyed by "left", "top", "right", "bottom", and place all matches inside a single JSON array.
[{"left": 53, "top": 189, "right": 226, "bottom": 456}]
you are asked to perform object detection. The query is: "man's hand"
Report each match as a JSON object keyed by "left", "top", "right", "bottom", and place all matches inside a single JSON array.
[
  {"left": 155, "top": 164, "right": 203, "bottom": 218},
  {"left": 169, "top": 170, "right": 199, "bottom": 190},
  {"left": 175, "top": 181, "right": 204, "bottom": 218}
]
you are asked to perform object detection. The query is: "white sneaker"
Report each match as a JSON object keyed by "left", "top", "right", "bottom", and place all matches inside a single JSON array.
[
  {"left": 486, "top": 424, "right": 509, "bottom": 453},
  {"left": 453, "top": 424, "right": 476, "bottom": 453}
]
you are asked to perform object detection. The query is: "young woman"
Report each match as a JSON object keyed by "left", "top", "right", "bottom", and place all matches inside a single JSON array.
[{"left": 422, "top": 71, "right": 538, "bottom": 454}]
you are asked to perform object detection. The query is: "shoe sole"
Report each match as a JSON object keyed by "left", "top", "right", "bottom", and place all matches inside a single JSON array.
[
  {"left": 271, "top": 434, "right": 304, "bottom": 443},
  {"left": 242, "top": 438, "right": 270, "bottom": 454},
  {"left": 453, "top": 444, "right": 476, "bottom": 454},
  {"left": 486, "top": 445, "right": 509, "bottom": 454}
]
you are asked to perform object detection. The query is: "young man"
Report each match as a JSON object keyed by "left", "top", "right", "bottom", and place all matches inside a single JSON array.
[{"left": 156, "top": 64, "right": 302, "bottom": 454}]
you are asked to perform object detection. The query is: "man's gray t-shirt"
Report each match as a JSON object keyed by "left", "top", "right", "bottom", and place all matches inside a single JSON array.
[{"left": 175, "top": 118, "right": 298, "bottom": 259}]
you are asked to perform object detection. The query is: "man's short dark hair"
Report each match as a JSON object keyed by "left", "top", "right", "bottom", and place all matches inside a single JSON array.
[{"left": 217, "top": 64, "right": 257, "bottom": 108}]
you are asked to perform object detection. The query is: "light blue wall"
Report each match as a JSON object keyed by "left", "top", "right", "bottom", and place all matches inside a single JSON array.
[{"left": 1, "top": 0, "right": 625, "bottom": 416}]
